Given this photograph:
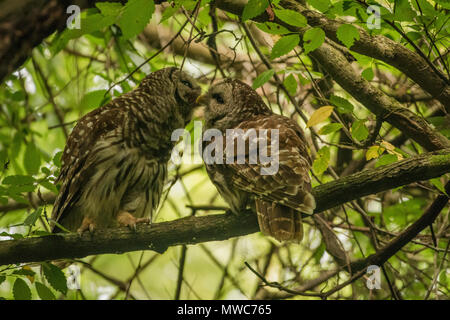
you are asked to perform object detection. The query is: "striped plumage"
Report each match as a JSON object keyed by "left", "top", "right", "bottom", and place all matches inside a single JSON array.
[
  {"left": 51, "top": 67, "right": 201, "bottom": 233},
  {"left": 202, "top": 79, "right": 315, "bottom": 242}
]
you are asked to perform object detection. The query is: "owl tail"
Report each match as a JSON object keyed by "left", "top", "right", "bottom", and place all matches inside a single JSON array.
[{"left": 256, "top": 200, "right": 304, "bottom": 242}]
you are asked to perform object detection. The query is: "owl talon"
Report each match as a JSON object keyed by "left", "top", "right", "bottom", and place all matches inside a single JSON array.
[
  {"left": 136, "top": 218, "right": 150, "bottom": 224},
  {"left": 77, "top": 217, "right": 96, "bottom": 235},
  {"left": 117, "top": 211, "right": 149, "bottom": 231}
]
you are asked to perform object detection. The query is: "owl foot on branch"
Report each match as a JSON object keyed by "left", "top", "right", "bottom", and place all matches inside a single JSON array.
[
  {"left": 77, "top": 217, "right": 96, "bottom": 235},
  {"left": 117, "top": 211, "right": 150, "bottom": 232}
]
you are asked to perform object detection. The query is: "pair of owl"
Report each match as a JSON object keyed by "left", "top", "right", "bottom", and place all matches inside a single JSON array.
[{"left": 51, "top": 67, "right": 315, "bottom": 242}]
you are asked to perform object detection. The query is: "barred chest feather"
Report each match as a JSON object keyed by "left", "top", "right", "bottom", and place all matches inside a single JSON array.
[
  {"left": 52, "top": 67, "right": 201, "bottom": 232},
  {"left": 71, "top": 130, "right": 167, "bottom": 229}
]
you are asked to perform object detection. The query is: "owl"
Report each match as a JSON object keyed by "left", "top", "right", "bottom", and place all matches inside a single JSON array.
[
  {"left": 51, "top": 67, "right": 201, "bottom": 233},
  {"left": 200, "top": 79, "right": 315, "bottom": 242}
]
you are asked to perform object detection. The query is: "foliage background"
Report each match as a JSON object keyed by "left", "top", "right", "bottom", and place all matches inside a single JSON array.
[{"left": 0, "top": 0, "right": 448, "bottom": 300}]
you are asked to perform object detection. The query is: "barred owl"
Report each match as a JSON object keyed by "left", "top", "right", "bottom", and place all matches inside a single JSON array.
[
  {"left": 201, "top": 79, "right": 315, "bottom": 242},
  {"left": 52, "top": 67, "right": 201, "bottom": 233}
]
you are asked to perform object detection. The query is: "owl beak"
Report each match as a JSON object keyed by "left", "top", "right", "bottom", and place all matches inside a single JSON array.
[{"left": 195, "top": 94, "right": 208, "bottom": 106}]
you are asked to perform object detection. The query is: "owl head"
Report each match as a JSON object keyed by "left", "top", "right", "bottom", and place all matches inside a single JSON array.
[
  {"left": 139, "top": 67, "right": 201, "bottom": 120},
  {"left": 200, "top": 79, "right": 271, "bottom": 130}
]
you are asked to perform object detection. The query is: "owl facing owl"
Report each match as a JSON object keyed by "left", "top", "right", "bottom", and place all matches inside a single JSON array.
[
  {"left": 200, "top": 79, "right": 315, "bottom": 242},
  {"left": 52, "top": 67, "right": 201, "bottom": 233}
]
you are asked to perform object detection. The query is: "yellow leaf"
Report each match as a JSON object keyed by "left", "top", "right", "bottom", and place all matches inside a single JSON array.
[
  {"left": 366, "top": 145, "right": 385, "bottom": 160},
  {"left": 381, "top": 140, "right": 404, "bottom": 160},
  {"left": 387, "top": 149, "right": 404, "bottom": 160},
  {"left": 380, "top": 140, "right": 395, "bottom": 151},
  {"left": 306, "top": 106, "right": 334, "bottom": 128},
  {"left": 22, "top": 266, "right": 35, "bottom": 283}
]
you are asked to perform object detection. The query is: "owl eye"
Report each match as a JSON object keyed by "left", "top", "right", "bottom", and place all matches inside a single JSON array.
[
  {"left": 181, "top": 80, "right": 193, "bottom": 89},
  {"left": 212, "top": 93, "right": 224, "bottom": 104}
]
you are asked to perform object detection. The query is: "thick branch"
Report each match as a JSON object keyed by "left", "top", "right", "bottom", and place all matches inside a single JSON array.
[
  {"left": 0, "top": 149, "right": 449, "bottom": 265},
  {"left": 282, "top": 0, "right": 450, "bottom": 109},
  {"left": 313, "top": 149, "right": 450, "bottom": 212},
  {"left": 141, "top": 23, "right": 249, "bottom": 70},
  {"left": 310, "top": 43, "right": 450, "bottom": 151},
  {"left": 215, "top": 0, "right": 450, "bottom": 151},
  {"left": 0, "top": 0, "right": 88, "bottom": 82},
  {"left": 350, "top": 181, "right": 450, "bottom": 273}
]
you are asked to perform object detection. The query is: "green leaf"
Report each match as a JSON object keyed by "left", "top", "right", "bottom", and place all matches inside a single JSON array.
[
  {"left": 384, "top": 198, "right": 427, "bottom": 224},
  {"left": 303, "top": 27, "right": 325, "bottom": 54},
  {"left": 330, "top": 95, "right": 354, "bottom": 113},
  {"left": 2, "top": 175, "right": 35, "bottom": 186},
  {"left": 242, "top": 0, "right": 269, "bottom": 21},
  {"left": 412, "top": 0, "right": 437, "bottom": 17},
  {"left": 118, "top": 0, "right": 155, "bottom": 39},
  {"left": 13, "top": 278, "right": 32, "bottom": 300},
  {"left": 39, "top": 180, "right": 58, "bottom": 193},
  {"left": 436, "top": 0, "right": 450, "bottom": 9},
  {"left": 24, "top": 143, "right": 41, "bottom": 175},
  {"left": 255, "top": 22, "right": 290, "bottom": 35},
  {"left": 53, "top": 151, "right": 63, "bottom": 168},
  {"left": 283, "top": 74, "right": 297, "bottom": 95},
  {"left": 273, "top": 9, "right": 307, "bottom": 27},
  {"left": 0, "top": 275, "right": 5, "bottom": 286},
  {"left": 42, "top": 263, "right": 68, "bottom": 295},
  {"left": 80, "top": 90, "right": 108, "bottom": 111},
  {"left": 313, "top": 242, "right": 326, "bottom": 263},
  {"left": 41, "top": 167, "right": 51, "bottom": 175},
  {"left": 179, "top": 0, "right": 197, "bottom": 11},
  {"left": 362, "top": 68, "right": 374, "bottom": 81},
  {"left": 308, "top": 0, "right": 331, "bottom": 12},
  {"left": 318, "top": 123, "right": 343, "bottom": 135},
  {"left": 430, "top": 178, "right": 445, "bottom": 194},
  {"left": 96, "top": 2, "right": 123, "bottom": 16},
  {"left": 74, "top": 13, "right": 116, "bottom": 38},
  {"left": 336, "top": 24, "right": 360, "bottom": 48},
  {"left": 351, "top": 120, "right": 369, "bottom": 141},
  {"left": 35, "top": 282, "right": 56, "bottom": 300},
  {"left": 366, "top": 145, "right": 385, "bottom": 161},
  {"left": 312, "top": 146, "right": 330, "bottom": 175},
  {"left": 11, "top": 91, "right": 25, "bottom": 101},
  {"left": 394, "top": 0, "right": 416, "bottom": 21},
  {"left": 23, "top": 207, "right": 43, "bottom": 226},
  {"left": 270, "top": 34, "right": 300, "bottom": 59},
  {"left": 342, "top": 0, "right": 357, "bottom": 12},
  {"left": 12, "top": 268, "right": 36, "bottom": 277},
  {"left": 252, "top": 69, "right": 275, "bottom": 89},
  {"left": 160, "top": 4, "right": 180, "bottom": 23},
  {"left": 50, "top": 10, "right": 117, "bottom": 54},
  {"left": 0, "top": 231, "right": 24, "bottom": 240}
]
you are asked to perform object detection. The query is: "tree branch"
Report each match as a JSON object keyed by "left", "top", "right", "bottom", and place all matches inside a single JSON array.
[
  {"left": 290, "top": 0, "right": 450, "bottom": 108},
  {"left": 350, "top": 181, "right": 450, "bottom": 273},
  {"left": 217, "top": 0, "right": 450, "bottom": 151},
  {"left": 0, "top": 0, "right": 97, "bottom": 82},
  {"left": 1, "top": 149, "right": 449, "bottom": 266}
]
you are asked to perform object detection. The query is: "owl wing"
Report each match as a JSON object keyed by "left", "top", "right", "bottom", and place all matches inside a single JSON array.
[
  {"left": 223, "top": 114, "right": 316, "bottom": 215},
  {"left": 51, "top": 103, "right": 125, "bottom": 231}
]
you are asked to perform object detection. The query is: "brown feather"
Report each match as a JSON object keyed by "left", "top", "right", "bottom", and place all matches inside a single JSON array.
[{"left": 203, "top": 79, "right": 315, "bottom": 242}]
